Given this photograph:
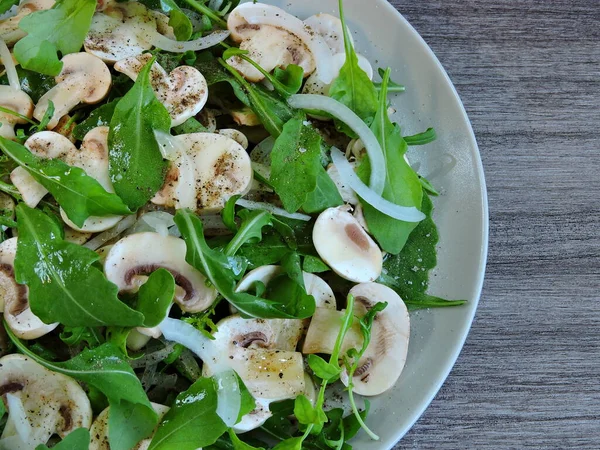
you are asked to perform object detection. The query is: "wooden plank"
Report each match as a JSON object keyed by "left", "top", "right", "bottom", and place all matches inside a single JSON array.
[{"left": 389, "top": 0, "right": 600, "bottom": 448}]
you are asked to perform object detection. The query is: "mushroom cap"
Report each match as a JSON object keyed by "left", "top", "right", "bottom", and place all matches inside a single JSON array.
[
  {"left": 204, "top": 315, "right": 306, "bottom": 401},
  {"left": 89, "top": 402, "right": 170, "bottom": 450},
  {"left": 340, "top": 283, "right": 410, "bottom": 396},
  {"left": 0, "top": 354, "right": 92, "bottom": 445},
  {"left": 34, "top": 53, "right": 112, "bottom": 129},
  {"left": 104, "top": 232, "right": 218, "bottom": 313},
  {"left": 218, "top": 129, "right": 249, "bottom": 150},
  {"left": 303, "top": 13, "right": 350, "bottom": 55},
  {"left": 84, "top": 2, "right": 156, "bottom": 63},
  {"left": 0, "top": 0, "right": 55, "bottom": 45},
  {"left": 0, "top": 238, "right": 58, "bottom": 340},
  {"left": 114, "top": 53, "right": 208, "bottom": 127},
  {"left": 313, "top": 207, "right": 383, "bottom": 283},
  {"left": 0, "top": 86, "right": 33, "bottom": 140},
  {"left": 152, "top": 133, "right": 253, "bottom": 214}
]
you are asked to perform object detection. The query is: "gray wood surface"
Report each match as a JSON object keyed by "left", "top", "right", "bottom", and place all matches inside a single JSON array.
[{"left": 389, "top": 0, "right": 600, "bottom": 448}]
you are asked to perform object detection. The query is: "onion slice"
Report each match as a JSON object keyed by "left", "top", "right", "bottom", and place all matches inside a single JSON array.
[
  {"left": 288, "top": 94, "right": 386, "bottom": 195},
  {"left": 234, "top": 3, "right": 335, "bottom": 83},
  {"left": 214, "top": 370, "right": 241, "bottom": 427},
  {"left": 5, "top": 394, "right": 31, "bottom": 444},
  {"left": 236, "top": 198, "right": 311, "bottom": 221},
  {"left": 84, "top": 215, "right": 137, "bottom": 251},
  {"left": 151, "top": 30, "right": 230, "bottom": 53},
  {"left": 331, "top": 147, "right": 425, "bottom": 223},
  {"left": 0, "top": 38, "right": 19, "bottom": 90}
]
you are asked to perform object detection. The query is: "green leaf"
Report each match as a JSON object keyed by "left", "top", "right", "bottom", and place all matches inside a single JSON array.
[
  {"left": 307, "top": 354, "right": 340, "bottom": 382},
  {"left": 6, "top": 330, "right": 158, "bottom": 450},
  {"left": 302, "top": 255, "right": 330, "bottom": 274},
  {"left": 0, "top": 137, "right": 132, "bottom": 227},
  {"left": 14, "top": 205, "right": 145, "bottom": 327},
  {"left": 356, "top": 68, "right": 423, "bottom": 254},
  {"left": 14, "top": 0, "right": 97, "bottom": 75},
  {"left": 72, "top": 99, "right": 120, "bottom": 141},
  {"left": 377, "top": 194, "right": 466, "bottom": 310},
  {"left": 60, "top": 326, "right": 104, "bottom": 348},
  {"left": 374, "top": 68, "right": 405, "bottom": 93},
  {"left": 0, "top": 0, "right": 18, "bottom": 14},
  {"left": 328, "top": 0, "right": 378, "bottom": 134},
  {"left": 136, "top": 268, "right": 175, "bottom": 327},
  {"left": 35, "top": 100, "right": 55, "bottom": 132},
  {"left": 224, "top": 209, "right": 273, "bottom": 257},
  {"left": 301, "top": 166, "right": 344, "bottom": 214},
  {"left": 35, "top": 428, "right": 90, "bottom": 450},
  {"left": 228, "top": 429, "right": 265, "bottom": 450},
  {"left": 404, "top": 127, "right": 437, "bottom": 146},
  {"left": 272, "top": 437, "right": 304, "bottom": 450},
  {"left": 174, "top": 209, "right": 314, "bottom": 319},
  {"left": 270, "top": 114, "right": 323, "bottom": 212},
  {"left": 173, "top": 116, "right": 208, "bottom": 135},
  {"left": 148, "top": 375, "right": 254, "bottom": 450},
  {"left": 169, "top": 9, "right": 193, "bottom": 41},
  {"left": 109, "top": 57, "right": 172, "bottom": 211}
]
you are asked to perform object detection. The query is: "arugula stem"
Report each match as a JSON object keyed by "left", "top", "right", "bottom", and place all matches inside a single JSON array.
[
  {"left": 345, "top": 369, "right": 379, "bottom": 440},
  {"left": 181, "top": 0, "right": 228, "bottom": 29},
  {"left": 0, "top": 106, "right": 37, "bottom": 125},
  {"left": 0, "top": 180, "right": 22, "bottom": 200}
]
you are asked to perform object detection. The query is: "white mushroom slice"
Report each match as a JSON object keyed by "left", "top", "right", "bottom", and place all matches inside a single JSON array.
[
  {"left": 152, "top": 133, "right": 253, "bottom": 214},
  {"left": 302, "top": 52, "right": 374, "bottom": 97},
  {"left": 0, "top": 238, "right": 58, "bottom": 340},
  {"left": 0, "top": 354, "right": 92, "bottom": 446},
  {"left": 63, "top": 228, "right": 92, "bottom": 245},
  {"left": 202, "top": 315, "right": 306, "bottom": 402},
  {"left": 0, "top": 86, "right": 33, "bottom": 140},
  {"left": 227, "top": 3, "right": 334, "bottom": 83},
  {"left": 218, "top": 129, "right": 249, "bottom": 150},
  {"left": 303, "top": 13, "right": 350, "bottom": 55},
  {"left": 0, "top": 0, "right": 55, "bottom": 46},
  {"left": 326, "top": 162, "right": 359, "bottom": 205},
  {"left": 34, "top": 53, "right": 111, "bottom": 129},
  {"left": 226, "top": 25, "right": 315, "bottom": 83},
  {"left": 104, "top": 232, "right": 217, "bottom": 313},
  {"left": 114, "top": 53, "right": 208, "bottom": 127},
  {"left": 89, "top": 402, "right": 170, "bottom": 450},
  {"left": 230, "top": 107, "right": 260, "bottom": 127},
  {"left": 126, "top": 329, "right": 152, "bottom": 352},
  {"left": 303, "top": 283, "right": 410, "bottom": 397},
  {"left": 313, "top": 207, "right": 383, "bottom": 283}
]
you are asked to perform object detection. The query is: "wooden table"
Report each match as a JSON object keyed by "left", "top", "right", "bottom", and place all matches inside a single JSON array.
[{"left": 389, "top": 1, "right": 600, "bottom": 448}]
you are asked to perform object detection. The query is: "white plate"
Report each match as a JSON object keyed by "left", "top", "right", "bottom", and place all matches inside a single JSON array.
[{"left": 249, "top": 1, "right": 489, "bottom": 448}]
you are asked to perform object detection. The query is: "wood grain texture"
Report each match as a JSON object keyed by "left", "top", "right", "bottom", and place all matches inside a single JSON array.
[{"left": 388, "top": 0, "right": 600, "bottom": 448}]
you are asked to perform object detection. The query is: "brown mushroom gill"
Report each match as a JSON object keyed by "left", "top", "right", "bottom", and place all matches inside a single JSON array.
[
  {"left": 124, "top": 265, "right": 195, "bottom": 301},
  {"left": 0, "top": 264, "right": 28, "bottom": 315}
]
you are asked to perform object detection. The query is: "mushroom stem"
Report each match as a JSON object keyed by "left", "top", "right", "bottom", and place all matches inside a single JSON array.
[
  {"left": 0, "top": 38, "right": 19, "bottom": 90},
  {"left": 150, "top": 29, "right": 230, "bottom": 53},
  {"left": 302, "top": 308, "right": 363, "bottom": 356},
  {"left": 34, "top": 81, "right": 86, "bottom": 126}
]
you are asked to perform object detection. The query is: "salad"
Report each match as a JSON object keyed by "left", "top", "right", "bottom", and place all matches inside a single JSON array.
[{"left": 0, "top": 0, "right": 465, "bottom": 449}]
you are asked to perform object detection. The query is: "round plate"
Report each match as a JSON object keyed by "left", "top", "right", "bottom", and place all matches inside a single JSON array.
[{"left": 248, "top": 1, "right": 489, "bottom": 448}]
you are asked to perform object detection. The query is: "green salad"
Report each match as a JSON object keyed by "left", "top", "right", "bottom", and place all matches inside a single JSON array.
[{"left": 0, "top": 0, "right": 465, "bottom": 448}]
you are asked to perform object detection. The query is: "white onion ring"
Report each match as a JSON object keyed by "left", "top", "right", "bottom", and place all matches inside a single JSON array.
[
  {"left": 236, "top": 198, "right": 311, "bottom": 221},
  {"left": 214, "top": 370, "right": 241, "bottom": 427},
  {"left": 84, "top": 215, "right": 137, "bottom": 251},
  {"left": 0, "top": 39, "right": 19, "bottom": 90},
  {"left": 288, "top": 94, "right": 386, "bottom": 195},
  {"left": 233, "top": 3, "right": 335, "bottom": 83},
  {"left": 151, "top": 30, "right": 230, "bottom": 53},
  {"left": 331, "top": 147, "right": 425, "bottom": 223}
]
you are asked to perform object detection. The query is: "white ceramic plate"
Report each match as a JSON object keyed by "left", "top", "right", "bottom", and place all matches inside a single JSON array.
[{"left": 257, "top": 0, "right": 489, "bottom": 448}]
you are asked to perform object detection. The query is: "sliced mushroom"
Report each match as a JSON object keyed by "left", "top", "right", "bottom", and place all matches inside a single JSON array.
[
  {"left": 313, "top": 207, "right": 383, "bottom": 283},
  {"left": 104, "top": 232, "right": 217, "bottom": 313},
  {"left": 0, "top": 86, "right": 33, "bottom": 140},
  {"left": 0, "top": 238, "right": 58, "bottom": 340},
  {"left": 89, "top": 402, "right": 170, "bottom": 450},
  {"left": 230, "top": 107, "right": 261, "bottom": 127},
  {"left": 0, "top": 354, "right": 92, "bottom": 446},
  {"left": 114, "top": 53, "right": 208, "bottom": 127},
  {"left": 0, "top": 0, "right": 55, "bottom": 46},
  {"left": 302, "top": 51, "right": 374, "bottom": 97},
  {"left": 218, "top": 129, "right": 249, "bottom": 150},
  {"left": 326, "top": 162, "right": 359, "bottom": 205},
  {"left": 303, "top": 283, "right": 410, "bottom": 397},
  {"left": 227, "top": 3, "right": 335, "bottom": 83},
  {"left": 11, "top": 127, "right": 123, "bottom": 232},
  {"left": 63, "top": 228, "right": 92, "bottom": 245},
  {"left": 152, "top": 133, "right": 253, "bottom": 214},
  {"left": 303, "top": 14, "right": 349, "bottom": 55},
  {"left": 34, "top": 52, "right": 111, "bottom": 129}
]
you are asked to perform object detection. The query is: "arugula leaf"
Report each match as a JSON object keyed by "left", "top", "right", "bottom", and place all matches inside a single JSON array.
[
  {"left": 173, "top": 116, "right": 209, "bottom": 135},
  {"left": 136, "top": 268, "right": 176, "bottom": 327},
  {"left": 7, "top": 330, "right": 157, "bottom": 450},
  {"left": 0, "top": 0, "right": 18, "bottom": 14},
  {"left": 0, "top": 137, "right": 132, "bottom": 227},
  {"left": 0, "top": 66, "right": 56, "bottom": 103},
  {"left": 109, "top": 58, "right": 172, "bottom": 211},
  {"left": 328, "top": 0, "right": 378, "bottom": 133},
  {"left": 301, "top": 167, "right": 344, "bottom": 214},
  {"left": 14, "top": 0, "right": 96, "bottom": 75},
  {"left": 14, "top": 205, "right": 145, "bottom": 327},
  {"left": 377, "top": 194, "right": 466, "bottom": 309},
  {"left": 356, "top": 68, "right": 423, "bottom": 254},
  {"left": 35, "top": 427, "right": 90, "bottom": 450},
  {"left": 302, "top": 255, "right": 330, "bottom": 274},
  {"left": 374, "top": 68, "right": 405, "bottom": 94},
  {"left": 404, "top": 127, "right": 437, "bottom": 146},
  {"left": 174, "top": 209, "right": 315, "bottom": 319},
  {"left": 138, "top": 0, "right": 193, "bottom": 41},
  {"left": 227, "top": 429, "right": 265, "bottom": 450},
  {"left": 179, "top": 0, "right": 229, "bottom": 29},
  {"left": 223, "top": 209, "right": 273, "bottom": 257},
  {"left": 148, "top": 375, "right": 255, "bottom": 450},
  {"left": 270, "top": 114, "right": 323, "bottom": 212},
  {"left": 60, "top": 326, "right": 104, "bottom": 348},
  {"left": 72, "top": 99, "right": 120, "bottom": 141}
]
